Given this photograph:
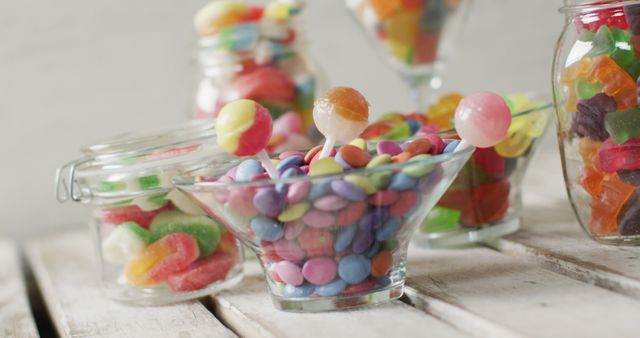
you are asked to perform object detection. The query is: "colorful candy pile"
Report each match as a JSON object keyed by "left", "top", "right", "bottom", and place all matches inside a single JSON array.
[
  {"left": 559, "top": 4, "right": 640, "bottom": 237},
  {"left": 100, "top": 190, "right": 240, "bottom": 292},
  {"left": 194, "top": 0, "right": 319, "bottom": 149},
  {"left": 361, "top": 93, "right": 549, "bottom": 233},
  {"left": 348, "top": 0, "right": 462, "bottom": 68}
]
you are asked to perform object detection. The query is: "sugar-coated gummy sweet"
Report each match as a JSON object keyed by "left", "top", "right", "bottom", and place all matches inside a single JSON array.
[
  {"left": 102, "top": 222, "right": 151, "bottom": 265},
  {"left": 166, "top": 251, "right": 237, "bottom": 292},
  {"left": 101, "top": 204, "right": 168, "bottom": 229},
  {"left": 150, "top": 210, "right": 222, "bottom": 257},
  {"left": 617, "top": 192, "right": 640, "bottom": 236},
  {"left": 338, "top": 255, "right": 371, "bottom": 284},
  {"left": 232, "top": 67, "right": 295, "bottom": 104},
  {"left": 598, "top": 138, "right": 640, "bottom": 173},
  {"left": 126, "top": 233, "right": 200, "bottom": 287}
]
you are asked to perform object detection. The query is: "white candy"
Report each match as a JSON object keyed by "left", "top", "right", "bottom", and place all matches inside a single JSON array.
[
  {"left": 102, "top": 226, "right": 146, "bottom": 265},
  {"left": 167, "top": 189, "right": 207, "bottom": 216}
]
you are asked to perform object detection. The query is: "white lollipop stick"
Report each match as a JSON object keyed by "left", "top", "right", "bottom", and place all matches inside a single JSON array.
[
  {"left": 257, "top": 150, "right": 280, "bottom": 179},
  {"left": 453, "top": 139, "right": 471, "bottom": 153},
  {"left": 318, "top": 136, "right": 336, "bottom": 159}
]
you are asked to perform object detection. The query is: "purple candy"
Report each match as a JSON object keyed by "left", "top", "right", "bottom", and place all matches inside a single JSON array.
[
  {"left": 253, "top": 188, "right": 285, "bottom": 217},
  {"left": 572, "top": 93, "right": 616, "bottom": 141},
  {"left": 352, "top": 229, "right": 374, "bottom": 254},
  {"left": 276, "top": 155, "right": 305, "bottom": 174},
  {"left": 358, "top": 208, "right": 387, "bottom": 231},
  {"left": 331, "top": 180, "right": 367, "bottom": 201},
  {"left": 376, "top": 140, "right": 402, "bottom": 156},
  {"left": 314, "top": 194, "right": 349, "bottom": 211}
]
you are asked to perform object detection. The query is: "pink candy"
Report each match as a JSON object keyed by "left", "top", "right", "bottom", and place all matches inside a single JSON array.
[{"left": 454, "top": 92, "right": 511, "bottom": 148}]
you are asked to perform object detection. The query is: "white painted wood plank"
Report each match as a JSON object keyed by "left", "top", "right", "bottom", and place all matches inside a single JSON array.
[
  {"left": 0, "top": 239, "right": 39, "bottom": 338},
  {"left": 211, "top": 261, "right": 470, "bottom": 338},
  {"left": 25, "top": 230, "right": 236, "bottom": 338},
  {"left": 405, "top": 246, "right": 640, "bottom": 338}
]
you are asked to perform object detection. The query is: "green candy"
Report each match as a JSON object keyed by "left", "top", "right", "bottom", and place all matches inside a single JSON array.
[
  {"left": 120, "top": 222, "right": 154, "bottom": 244},
  {"left": 369, "top": 170, "right": 392, "bottom": 189},
  {"left": 402, "top": 154, "right": 434, "bottom": 177},
  {"left": 137, "top": 175, "right": 161, "bottom": 190},
  {"left": 605, "top": 108, "right": 640, "bottom": 144},
  {"left": 98, "top": 181, "right": 126, "bottom": 193},
  {"left": 382, "top": 239, "right": 398, "bottom": 251},
  {"left": 366, "top": 154, "right": 392, "bottom": 168},
  {"left": 384, "top": 121, "right": 412, "bottom": 140},
  {"left": 576, "top": 78, "right": 603, "bottom": 100},
  {"left": 587, "top": 25, "right": 615, "bottom": 56},
  {"left": 150, "top": 210, "right": 221, "bottom": 257},
  {"left": 421, "top": 206, "right": 461, "bottom": 233},
  {"left": 587, "top": 26, "right": 640, "bottom": 79}
]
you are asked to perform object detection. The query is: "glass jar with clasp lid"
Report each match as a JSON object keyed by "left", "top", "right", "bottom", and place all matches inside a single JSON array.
[{"left": 56, "top": 120, "right": 244, "bottom": 305}]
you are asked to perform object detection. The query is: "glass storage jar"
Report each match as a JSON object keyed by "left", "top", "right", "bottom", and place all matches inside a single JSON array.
[
  {"left": 553, "top": 0, "right": 640, "bottom": 244},
  {"left": 56, "top": 120, "right": 244, "bottom": 305},
  {"left": 193, "top": 0, "right": 326, "bottom": 151}
]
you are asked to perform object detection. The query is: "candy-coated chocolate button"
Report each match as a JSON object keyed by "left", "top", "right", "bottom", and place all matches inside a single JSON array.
[
  {"left": 371, "top": 251, "right": 393, "bottom": 277},
  {"left": 302, "top": 257, "right": 337, "bottom": 285},
  {"left": 331, "top": 180, "right": 367, "bottom": 201},
  {"left": 250, "top": 217, "right": 284, "bottom": 241},
  {"left": 338, "top": 255, "right": 371, "bottom": 284},
  {"left": 336, "top": 201, "right": 368, "bottom": 226},
  {"left": 339, "top": 144, "right": 370, "bottom": 168},
  {"left": 368, "top": 190, "right": 399, "bottom": 206},
  {"left": 313, "top": 194, "right": 349, "bottom": 211},
  {"left": 366, "top": 154, "right": 392, "bottom": 168},
  {"left": 402, "top": 154, "right": 434, "bottom": 177},
  {"left": 278, "top": 201, "right": 311, "bottom": 222},
  {"left": 302, "top": 209, "right": 336, "bottom": 228},
  {"left": 376, "top": 140, "right": 402, "bottom": 156},
  {"left": 309, "top": 158, "right": 343, "bottom": 176},
  {"left": 344, "top": 174, "right": 377, "bottom": 194},
  {"left": 275, "top": 261, "right": 304, "bottom": 286}
]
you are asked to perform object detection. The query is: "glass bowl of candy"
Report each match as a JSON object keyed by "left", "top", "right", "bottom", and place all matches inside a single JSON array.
[
  {"left": 346, "top": 0, "right": 472, "bottom": 107},
  {"left": 553, "top": 0, "right": 640, "bottom": 244},
  {"left": 361, "top": 93, "right": 553, "bottom": 247},
  {"left": 193, "top": 0, "right": 325, "bottom": 147},
  {"left": 174, "top": 136, "right": 474, "bottom": 312},
  {"left": 56, "top": 120, "right": 244, "bottom": 305}
]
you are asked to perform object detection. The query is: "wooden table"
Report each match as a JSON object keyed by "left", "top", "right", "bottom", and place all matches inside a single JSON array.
[{"left": 5, "top": 137, "right": 640, "bottom": 338}]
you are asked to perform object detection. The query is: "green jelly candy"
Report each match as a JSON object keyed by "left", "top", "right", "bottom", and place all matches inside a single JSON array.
[
  {"left": 150, "top": 210, "right": 221, "bottom": 256},
  {"left": 421, "top": 206, "right": 461, "bottom": 233},
  {"left": 137, "top": 175, "right": 161, "bottom": 190},
  {"left": 576, "top": 78, "right": 603, "bottom": 100},
  {"left": 369, "top": 170, "right": 392, "bottom": 189},
  {"left": 98, "top": 181, "right": 126, "bottom": 193},
  {"left": 605, "top": 108, "right": 640, "bottom": 144},
  {"left": 578, "top": 28, "right": 594, "bottom": 42},
  {"left": 121, "top": 222, "right": 154, "bottom": 244},
  {"left": 587, "top": 25, "right": 614, "bottom": 56}
]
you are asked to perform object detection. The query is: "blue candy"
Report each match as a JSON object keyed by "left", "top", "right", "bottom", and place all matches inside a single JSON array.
[
  {"left": 366, "top": 241, "right": 381, "bottom": 258},
  {"left": 284, "top": 283, "right": 316, "bottom": 298},
  {"left": 389, "top": 172, "right": 418, "bottom": 191},
  {"left": 250, "top": 216, "right": 284, "bottom": 241},
  {"left": 407, "top": 119, "right": 421, "bottom": 134},
  {"left": 338, "top": 255, "right": 371, "bottom": 284},
  {"left": 334, "top": 152, "right": 350, "bottom": 169},
  {"left": 308, "top": 179, "right": 332, "bottom": 199},
  {"left": 236, "top": 159, "right": 264, "bottom": 182},
  {"left": 443, "top": 141, "right": 460, "bottom": 154},
  {"left": 375, "top": 217, "right": 401, "bottom": 241},
  {"left": 276, "top": 156, "right": 305, "bottom": 174},
  {"left": 334, "top": 224, "right": 357, "bottom": 251},
  {"left": 376, "top": 276, "right": 391, "bottom": 287},
  {"left": 316, "top": 279, "right": 348, "bottom": 297},
  {"left": 358, "top": 209, "right": 388, "bottom": 231}
]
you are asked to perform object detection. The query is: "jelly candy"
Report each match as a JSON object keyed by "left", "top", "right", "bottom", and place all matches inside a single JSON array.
[
  {"left": 572, "top": 93, "right": 617, "bottom": 141},
  {"left": 166, "top": 251, "right": 237, "bottom": 292},
  {"left": 231, "top": 67, "right": 296, "bottom": 113},
  {"left": 617, "top": 169, "right": 640, "bottom": 186},
  {"left": 587, "top": 56, "right": 637, "bottom": 111},
  {"left": 425, "top": 93, "right": 463, "bottom": 129},
  {"left": 101, "top": 204, "right": 170, "bottom": 229},
  {"left": 102, "top": 222, "right": 152, "bottom": 265},
  {"left": 617, "top": 191, "right": 640, "bottom": 236},
  {"left": 125, "top": 233, "right": 200, "bottom": 287},
  {"left": 598, "top": 137, "right": 640, "bottom": 173},
  {"left": 589, "top": 175, "right": 634, "bottom": 236},
  {"left": 575, "top": 5, "right": 628, "bottom": 32},
  {"left": 561, "top": 58, "right": 592, "bottom": 112},
  {"left": 420, "top": 206, "right": 461, "bottom": 233},
  {"left": 578, "top": 138, "right": 605, "bottom": 197},
  {"left": 605, "top": 107, "right": 640, "bottom": 144},
  {"left": 576, "top": 78, "right": 603, "bottom": 100},
  {"left": 150, "top": 210, "right": 222, "bottom": 257}
]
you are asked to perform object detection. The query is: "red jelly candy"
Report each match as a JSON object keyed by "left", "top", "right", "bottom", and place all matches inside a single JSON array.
[
  {"left": 125, "top": 233, "right": 199, "bottom": 287},
  {"left": 472, "top": 147, "right": 505, "bottom": 175},
  {"left": 101, "top": 204, "right": 170, "bottom": 229},
  {"left": 166, "top": 251, "right": 237, "bottom": 292},
  {"left": 575, "top": 4, "right": 628, "bottom": 32},
  {"left": 598, "top": 138, "right": 640, "bottom": 173}
]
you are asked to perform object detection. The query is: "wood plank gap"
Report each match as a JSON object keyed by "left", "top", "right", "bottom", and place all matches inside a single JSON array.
[
  {"left": 487, "top": 238, "right": 640, "bottom": 299},
  {"left": 401, "top": 285, "right": 526, "bottom": 338},
  {"left": 0, "top": 239, "right": 40, "bottom": 338}
]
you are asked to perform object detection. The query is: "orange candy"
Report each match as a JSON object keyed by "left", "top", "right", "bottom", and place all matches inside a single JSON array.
[
  {"left": 371, "top": 250, "right": 393, "bottom": 277},
  {"left": 339, "top": 144, "right": 370, "bottom": 168},
  {"left": 320, "top": 87, "right": 369, "bottom": 123},
  {"left": 561, "top": 58, "right": 591, "bottom": 112},
  {"left": 578, "top": 138, "right": 605, "bottom": 197},
  {"left": 369, "top": 0, "right": 401, "bottom": 18},
  {"left": 425, "top": 93, "right": 464, "bottom": 129},
  {"left": 587, "top": 56, "right": 637, "bottom": 111},
  {"left": 589, "top": 175, "right": 634, "bottom": 236}
]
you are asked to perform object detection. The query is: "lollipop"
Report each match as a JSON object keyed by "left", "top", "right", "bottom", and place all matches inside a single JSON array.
[
  {"left": 313, "top": 87, "right": 370, "bottom": 158},
  {"left": 454, "top": 91, "right": 512, "bottom": 150},
  {"left": 216, "top": 99, "right": 279, "bottom": 178}
]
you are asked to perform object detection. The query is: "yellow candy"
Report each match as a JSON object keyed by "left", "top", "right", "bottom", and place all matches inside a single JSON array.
[
  {"left": 426, "top": 93, "right": 464, "bottom": 130},
  {"left": 345, "top": 174, "right": 377, "bottom": 194},
  {"left": 310, "top": 158, "right": 343, "bottom": 176},
  {"left": 495, "top": 109, "right": 549, "bottom": 158},
  {"left": 194, "top": 0, "right": 249, "bottom": 37},
  {"left": 264, "top": 2, "right": 291, "bottom": 21},
  {"left": 278, "top": 202, "right": 311, "bottom": 222},
  {"left": 366, "top": 154, "right": 392, "bottom": 168},
  {"left": 349, "top": 138, "right": 367, "bottom": 151}
]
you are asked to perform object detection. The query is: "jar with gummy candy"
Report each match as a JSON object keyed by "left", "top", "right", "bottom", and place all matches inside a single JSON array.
[
  {"left": 193, "top": 0, "right": 325, "bottom": 150},
  {"left": 553, "top": 0, "right": 640, "bottom": 244},
  {"left": 56, "top": 121, "right": 244, "bottom": 304},
  {"left": 361, "top": 94, "right": 552, "bottom": 247}
]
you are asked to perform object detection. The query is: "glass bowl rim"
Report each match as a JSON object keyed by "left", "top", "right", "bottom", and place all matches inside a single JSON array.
[{"left": 173, "top": 143, "right": 475, "bottom": 189}]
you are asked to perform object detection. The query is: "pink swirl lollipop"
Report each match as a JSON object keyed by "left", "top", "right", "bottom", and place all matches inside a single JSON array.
[
  {"left": 216, "top": 99, "right": 279, "bottom": 178},
  {"left": 454, "top": 91, "right": 512, "bottom": 150}
]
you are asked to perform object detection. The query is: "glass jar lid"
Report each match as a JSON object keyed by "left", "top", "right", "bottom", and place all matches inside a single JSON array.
[
  {"left": 560, "top": 0, "right": 639, "bottom": 13},
  {"left": 56, "top": 120, "right": 226, "bottom": 203}
]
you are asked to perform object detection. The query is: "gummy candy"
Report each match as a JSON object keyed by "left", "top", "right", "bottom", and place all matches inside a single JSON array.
[
  {"left": 589, "top": 175, "right": 634, "bottom": 236},
  {"left": 166, "top": 251, "right": 237, "bottom": 292},
  {"left": 102, "top": 222, "right": 152, "bottom": 265},
  {"left": 420, "top": 206, "right": 461, "bottom": 233},
  {"left": 571, "top": 93, "right": 617, "bottom": 141},
  {"left": 561, "top": 58, "right": 592, "bottom": 112},
  {"left": 598, "top": 137, "right": 640, "bottom": 173},
  {"left": 425, "top": 93, "right": 463, "bottom": 129},
  {"left": 150, "top": 210, "right": 222, "bottom": 257},
  {"left": 587, "top": 56, "right": 637, "bottom": 111},
  {"left": 604, "top": 107, "right": 640, "bottom": 144},
  {"left": 125, "top": 233, "right": 200, "bottom": 287},
  {"left": 101, "top": 204, "right": 170, "bottom": 229}
]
